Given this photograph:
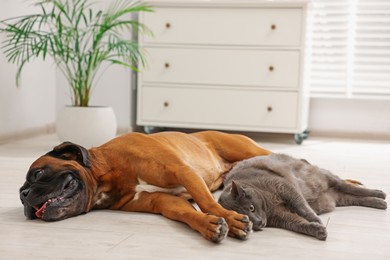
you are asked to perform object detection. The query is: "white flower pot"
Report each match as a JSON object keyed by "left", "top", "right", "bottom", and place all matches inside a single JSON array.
[{"left": 56, "top": 106, "right": 117, "bottom": 148}]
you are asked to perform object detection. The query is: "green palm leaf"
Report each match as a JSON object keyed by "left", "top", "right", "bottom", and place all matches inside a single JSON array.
[{"left": 0, "top": 0, "right": 152, "bottom": 107}]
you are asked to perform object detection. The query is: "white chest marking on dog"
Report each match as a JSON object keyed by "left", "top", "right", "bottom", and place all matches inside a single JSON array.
[
  {"left": 96, "top": 192, "right": 109, "bottom": 206},
  {"left": 134, "top": 178, "right": 187, "bottom": 200}
]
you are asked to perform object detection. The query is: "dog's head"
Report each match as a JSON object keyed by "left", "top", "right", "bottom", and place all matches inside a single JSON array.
[{"left": 19, "top": 142, "right": 95, "bottom": 221}]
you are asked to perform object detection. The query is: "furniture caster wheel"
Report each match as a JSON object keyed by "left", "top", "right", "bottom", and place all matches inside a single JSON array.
[
  {"left": 294, "top": 130, "right": 309, "bottom": 145},
  {"left": 144, "top": 126, "right": 157, "bottom": 134},
  {"left": 143, "top": 126, "right": 166, "bottom": 134}
]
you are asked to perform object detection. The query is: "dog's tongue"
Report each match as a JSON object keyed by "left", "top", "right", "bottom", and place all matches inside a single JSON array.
[{"left": 35, "top": 202, "right": 48, "bottom": 219}]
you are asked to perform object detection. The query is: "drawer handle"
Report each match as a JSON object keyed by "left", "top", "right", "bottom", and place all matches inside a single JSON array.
[
  {"left": 271, "top": 24, "right": 277, "bottom": 30},
  {"left": 163, "top": 101, "right": 169, "bottom": 107},
  {"left": 164, "top": 63, "right": 170, "bottom": 68},
  {"left": 268, "top": 66, "right": 274, "bottom": 72},
  {"left": 267, "top": 106, "right": 273, "bottom": 112},
  {"left": 165, "top": 22, "right": 171, "bottom": 28}
]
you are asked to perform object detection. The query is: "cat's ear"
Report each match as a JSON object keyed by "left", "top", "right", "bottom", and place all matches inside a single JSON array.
[{"left": 231, "top": 181, "right": 246, "bottom": 198}]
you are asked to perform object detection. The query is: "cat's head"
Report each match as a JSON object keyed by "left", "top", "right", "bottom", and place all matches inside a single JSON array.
[{"left": 218, "top": 181, "right": 267, "bottom": 231}]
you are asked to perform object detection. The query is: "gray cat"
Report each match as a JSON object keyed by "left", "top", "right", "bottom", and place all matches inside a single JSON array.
[{"left": 218, "top": 153, "right": 387, "bottom": 240}]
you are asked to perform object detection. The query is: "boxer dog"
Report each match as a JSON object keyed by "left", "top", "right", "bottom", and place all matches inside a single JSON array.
[{"left": 19, "top": 131, "right": 271, "bottom": 242}]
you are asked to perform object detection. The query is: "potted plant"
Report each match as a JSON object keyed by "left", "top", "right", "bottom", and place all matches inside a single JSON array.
[{"left": 0, "top": 0, "right": 152, "bottom": 147}]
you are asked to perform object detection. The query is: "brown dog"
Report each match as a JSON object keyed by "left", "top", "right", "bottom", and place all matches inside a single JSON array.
[{"left": 19, "top": 131, "right": 271, "bottom": 242}]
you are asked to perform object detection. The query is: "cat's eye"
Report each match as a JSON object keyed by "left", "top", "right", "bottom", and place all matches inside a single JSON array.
[{"left": 249, "top": 204, "right": 255, "bottom": 212}]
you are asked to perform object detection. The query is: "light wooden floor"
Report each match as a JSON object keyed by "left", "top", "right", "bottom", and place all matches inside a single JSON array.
[{"left": 0, "top": 133, "right": 389, "bottom": 259}]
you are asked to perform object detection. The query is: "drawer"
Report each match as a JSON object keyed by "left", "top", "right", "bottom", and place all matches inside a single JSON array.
[
  {"left": 139, "top": 86, "right": 298, "bottom": 128},
  {"left": 141, "top": 47, "right": 300, "bottom": 88},
  {"left": 141, "top": 7, "right": 303, "bottom": 46}
]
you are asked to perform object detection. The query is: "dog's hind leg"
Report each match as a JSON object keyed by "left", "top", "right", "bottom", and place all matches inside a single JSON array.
[
  {"left": 122, "top": 191, "right": 229, "bottom": 243},
  {"left": 192, "top": 131, "right": 272, "bottom": 162}
]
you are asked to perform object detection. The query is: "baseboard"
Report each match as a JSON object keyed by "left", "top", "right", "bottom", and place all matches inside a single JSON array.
[
  {"left": 0, "top": 124, "right": 56, "bottom": 144},
  {"left": 0, "top": 124, "right": 136, "bottom": 144}
]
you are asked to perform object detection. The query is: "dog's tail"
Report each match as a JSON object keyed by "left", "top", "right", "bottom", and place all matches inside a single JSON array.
[{"left": 345, "top": 179, "right": 364, "bottom": 186}]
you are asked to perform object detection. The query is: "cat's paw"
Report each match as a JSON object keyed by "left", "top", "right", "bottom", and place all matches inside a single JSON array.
[
  {"left": 309, "top": 222, "right": 327, "bottom": 241},
  {"left": 310, "top": 215, "right": 323, "bottom": 224},
  {"left": 304, "top": 213, "right": 323, "bottom": 224},
  {"left": 372, "top": 198, "right": 387, "bottom": 209},
  {"left": 373, "top": 190, "right": 387, "bottom": 200}
]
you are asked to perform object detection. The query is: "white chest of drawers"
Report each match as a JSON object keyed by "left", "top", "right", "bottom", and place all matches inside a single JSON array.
[{"left": 137, "top": 0, "right": 310, "bottom": 142}]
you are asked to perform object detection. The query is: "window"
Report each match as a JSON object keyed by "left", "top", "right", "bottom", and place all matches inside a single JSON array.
[{"left": 309, "top": 0, "right": 390, "bottom": 99}]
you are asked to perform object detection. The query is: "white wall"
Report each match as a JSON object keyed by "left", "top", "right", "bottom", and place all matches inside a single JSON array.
[
  {"left": 309, "top": 98, "right": 390, "bottom": 138},
  {"left": 0, "top": 0, "right": 56, "bottom": 139}
]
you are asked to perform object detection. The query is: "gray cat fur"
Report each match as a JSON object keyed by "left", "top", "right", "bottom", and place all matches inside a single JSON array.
[{"left": 218, "top": 153, "right": 387, "bottom": 240}]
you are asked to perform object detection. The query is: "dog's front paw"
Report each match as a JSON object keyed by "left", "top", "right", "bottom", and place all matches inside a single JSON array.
[
  {"left": 212, "top": 217, "right": 229, "bottom": 243},
  {"left": 202, "top": 215, "right": 229, "bottom": 243},
  {"left": 226, "top": 213, "right": 253, "bottom": 240}
]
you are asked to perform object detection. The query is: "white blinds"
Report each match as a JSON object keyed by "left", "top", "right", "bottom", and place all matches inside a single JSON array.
[{"left": 309, "top": 0, "right": 390, "bottom": 98}]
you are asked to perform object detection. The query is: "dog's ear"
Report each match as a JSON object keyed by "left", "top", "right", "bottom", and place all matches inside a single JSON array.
[{"left": 47, "top": 142, "right": 91, "bottom": 168}]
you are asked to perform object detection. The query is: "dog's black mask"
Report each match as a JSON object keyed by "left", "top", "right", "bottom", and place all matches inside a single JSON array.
[{"left": 19, "top": 142, "right": 91, "bottom": 221}]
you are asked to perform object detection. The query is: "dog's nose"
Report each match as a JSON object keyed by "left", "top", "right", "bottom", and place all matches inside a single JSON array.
[
  {"left": 21, "top": 188, "right": 30, "bottom": 197},
  {"left": 20, "top": 188, "right": 31, "bottom": 205}
]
